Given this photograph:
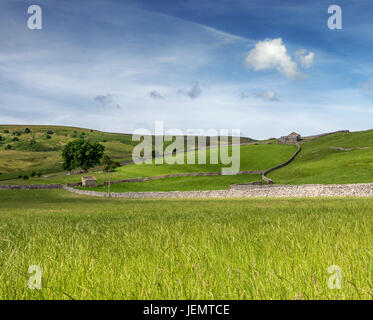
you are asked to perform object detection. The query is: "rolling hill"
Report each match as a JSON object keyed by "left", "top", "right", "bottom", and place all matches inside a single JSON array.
[
  {"left": 2, "top": 125, "right": 373, "bottom": 190},
  {"left": 269, "top": 130, "right": 373, "bottom": 184},
  {"left": 0, "top": 125, "right": 253, "bottom": 181}
]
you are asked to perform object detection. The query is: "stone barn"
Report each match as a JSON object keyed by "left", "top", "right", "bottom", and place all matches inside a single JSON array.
[
  {"left": 81, "top": 176, "right": 97, "bottom": 187},
  {"left": 278, "top": 132, "right": 301, "bottom": 144}
]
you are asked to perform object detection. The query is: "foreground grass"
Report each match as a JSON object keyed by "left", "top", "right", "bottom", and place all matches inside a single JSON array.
[{"left": 0, "top": 190, "right": 372, "bottom": 300}]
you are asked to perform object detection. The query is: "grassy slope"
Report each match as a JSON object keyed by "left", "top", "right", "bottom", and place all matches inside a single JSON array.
[
  {"left": 270, "top": 130, "right": 373, "bottom": 184},
  {"left": 2, "top": 144, "right": 296, "bottom": 188},
  {"left": 1, "top": 189, "right": 372, "bottom": 300},
  {"left": 0, "top": 125, "right": 253, "bottom": 181},
  {"left": 0, "top": 125, "right": 136, "bottom": 179}
]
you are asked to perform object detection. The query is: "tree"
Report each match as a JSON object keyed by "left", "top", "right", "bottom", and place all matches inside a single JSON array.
[
  {"left": 24, "top": 128, "right": 31, "bottom": 133},
  {"left": 62, "top": 138, "right": 105, "bottom": 172},
  {"left": 101, "top": 155, "right": 116, "bottom": 196}
]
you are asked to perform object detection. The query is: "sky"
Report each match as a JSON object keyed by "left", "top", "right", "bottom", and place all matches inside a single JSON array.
[{"left": 1, "top": 0, "right": 373, "bottom": 139}]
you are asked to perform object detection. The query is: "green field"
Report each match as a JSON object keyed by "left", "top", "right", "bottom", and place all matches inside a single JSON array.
[
  {"left": 82, "top": 174, "right": 262, "bottom": 192},
  {"left": 2, "top": 125, "right": 373, "bottom": 190},
  {"left": 1, "top": 190, "right": 372, "bottom": 300},
  {"left": 270, "top": 130, "right": 373, "bottom": 184},
  {"left": 0, "top": 125, "right": 253, "bottom": 181},
  {"left": 1, "top": 143, "right": 296, "bottom": 189}
]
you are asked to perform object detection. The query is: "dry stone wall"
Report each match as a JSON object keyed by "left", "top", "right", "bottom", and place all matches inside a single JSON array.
[
  {"left": 105, "top": 170, "right": 264, "bottom": 186},
  {"left": 62, "top": 183, "right": 373, "bottom": 198},
  {"left": 0, "top": 184, "right": 62, "bottom": 190}
]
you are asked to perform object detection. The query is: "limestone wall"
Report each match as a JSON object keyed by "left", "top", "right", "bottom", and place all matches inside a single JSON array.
[
  {"left": 0, "top": 184, "right": 62, "bottom": 190},
  {"left": 104, "top": 170, "right": 264, "bottom": 186},
  {"left": 62, "top": 183, "right": 373, "bottom": 198}
]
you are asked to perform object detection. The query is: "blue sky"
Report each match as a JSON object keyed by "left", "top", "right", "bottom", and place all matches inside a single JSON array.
[{"left": 1, "top": 0, "right": 373, "bottom": 138}]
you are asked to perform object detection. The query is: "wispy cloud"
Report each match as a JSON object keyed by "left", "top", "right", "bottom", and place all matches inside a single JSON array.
[
  {"left": 255, "top": 90, "right": 279, "bottom": 101},
  {"left": 94, "top": 93, "right": 121, "bottom": 109},
  {"left": 149, "top": 90, "right": 165, "bottom": 99},
  {"left": 187, "top": 82, "right": 202, "bottom": 99}
]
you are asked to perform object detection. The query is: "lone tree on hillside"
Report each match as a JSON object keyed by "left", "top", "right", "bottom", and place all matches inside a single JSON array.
[
  {"left": 101, "top": 155, "right": 116, "bottom": 196},
  {"left": 62, "top": 138, "right": 105, "bottom": 172}
]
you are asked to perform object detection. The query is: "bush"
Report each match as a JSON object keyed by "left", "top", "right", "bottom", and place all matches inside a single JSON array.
[
  {"left": 47, "top": 130, "right": 54, "bottom": 135},
  {"left": 3, "top": 129, "right": 9, "bottom": 133},
  {"left": 37, "top": 172, "right": 42, "bottom": 177},
  {"left": 0, "top": 135, "right": 3, "bottom": 141},
  {"left": 13, "top": 131, "right": 21, "bottom": 136},
  {"left": 12, "top": 137, "right": 19, "bottom": 142},
  {"left": 5, "top": 144, "right": 11, "bottom": 150},
  {"left": 31, "top": 171, "right": 36, "bottom": 177},
  {"left": 22, "top": 175, "right": 29, "bottom": 180},
  {"left": 18, "top": 175, "right": 22, "bottom": 179},
  {"left": 29, "top": 139, "right": 36, "bottom": 145},
  {"left": 24, "top": 128, "right": 31, "bottom": 134},
  {"left": 46, "top": 135, "right": 52, "bottom": 140}
]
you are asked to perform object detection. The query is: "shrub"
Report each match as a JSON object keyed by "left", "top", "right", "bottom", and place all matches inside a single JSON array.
[
  {"left": 22, "top": 175, "right": 29, "bottom": 180},
  {"left": 18, "top": 175, "right": 22, "bottom": 179},
  {"left": 47, "top": 130, "right": 54, "bottom": 135},
  {"left": 30, "top": 139, "right": 36, "bottom": 145},
  {"left": 0, "top": 135, "right": 3, "bottom": 141},
  {"left": 24, "top": 128, "right": 31, "bottom": 133},
  {"left": 3, "top": 129, "right": 9, "bottom": 133},
  {"left": 5, "top": 144, "right": 11, "bottom": 150},
  {"left": 13, "top": 131, "right": 21, "bottom": 136},
  {"left": 46, "top": 135, "right": 52, "bottom": 140},
  {"left": 31, "top": 171, "right": 36, "bottom": 177},
  {"left": 37, "top": 172, "right": 42, "bottom": 177},
  {"left": 12, "top": 137, "right": 19, "bottom": 142}
]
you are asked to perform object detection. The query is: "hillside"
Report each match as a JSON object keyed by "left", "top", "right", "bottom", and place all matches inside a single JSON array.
[
  {"left": 2, "top": 125, "right": 373, "bottom": 189},
  {"left": 0, "top": 125, "right": 253, "bottom": 180},
  {"left": 269, "top": 130, "right": 373, "bottom": 184}
]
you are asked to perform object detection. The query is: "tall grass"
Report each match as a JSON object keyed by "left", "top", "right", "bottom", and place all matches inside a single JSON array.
[{"left": 0, "top": 190, "right": 372, "bottom": 300}]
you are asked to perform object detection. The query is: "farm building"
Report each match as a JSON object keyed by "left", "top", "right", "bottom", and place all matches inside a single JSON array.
[
  {"left": 81, "top": 176, "right": 97, "bottom": 187},
  {"left": 278, "top": 132, "right": 301, "bottom": 144}
]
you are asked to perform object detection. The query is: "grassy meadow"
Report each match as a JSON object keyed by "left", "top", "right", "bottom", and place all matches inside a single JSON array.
[
  {"left": 82, "top": 174, "right": 262, "bottom": 192},
  {"left": 0, "top": 189, "right": 372, "bottom": 300},
  {"left": 270, "top": 130, "right": 373, "bottom": 184},
  {"left": 1, "top": 143, "right": 296, "bottom": 188},
  {"left": 0, "top": 124, "right": 253, "bottom": 183}
]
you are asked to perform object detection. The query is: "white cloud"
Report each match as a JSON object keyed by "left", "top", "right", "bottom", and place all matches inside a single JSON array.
[
  {"left": 255, "top": 90, "right": 279, "bottom": 101},
  {"left": 245, "top": 38, "right": 302, "bottom": 79},
  {"left": 295, "top": 49, "right": 315, "bottom": 68}
]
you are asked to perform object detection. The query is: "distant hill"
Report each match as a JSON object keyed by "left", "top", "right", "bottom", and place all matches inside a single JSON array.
[
  {"left": 0, "top": 125, "right": 253, "bottom": 180},
  {"left": 269, "top": 129, "right": 373, "bottom": 184}
]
